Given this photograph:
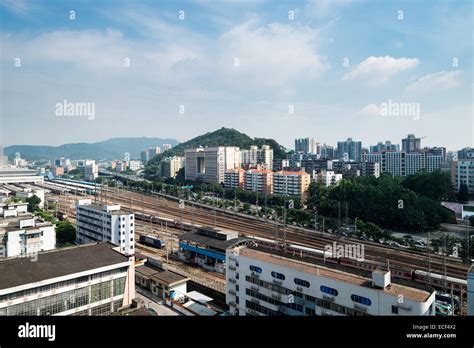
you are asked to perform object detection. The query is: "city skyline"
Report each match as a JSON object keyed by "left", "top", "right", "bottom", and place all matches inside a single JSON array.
[{"left": 1, "top": 0, "right": 472, "bottom": 150}]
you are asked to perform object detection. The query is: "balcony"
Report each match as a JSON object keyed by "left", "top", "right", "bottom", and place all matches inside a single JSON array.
[
  {"left": 228, "top": 265, "right": 237, "bottom": 271},
  {"left": 250, "top": 298, "right": 260, "bottom": 305},
  {"left": 271, "top": 293, "right": 282, "bottom": 301},
  {"left": 229, "top": 301, "right": 236, "bottom": 307},
  {"left": 228, "top": 278, "right": 236, "bottom": 284},
  {"left": 273, "top": 279, "right": 282, "bottom": 286},
  {"left": 229, "top": 290, "right": 237, "bottom": 296},
  {"left": 250, "top": 285, "right": 260, "bottom": 292}
]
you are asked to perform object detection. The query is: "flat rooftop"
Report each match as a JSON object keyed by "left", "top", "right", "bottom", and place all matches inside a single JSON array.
[
  {"left": 181, "top": 231, "right": 248, "bottom": 251},
  {"left": 0, "top": 242, "right": 129, "bottom": 291},
  {"left": 136, "top": 266, "right": 189, "bottom": 286},
  {"left": 239, "top": 247, "right": 432, "bottom": 303}
]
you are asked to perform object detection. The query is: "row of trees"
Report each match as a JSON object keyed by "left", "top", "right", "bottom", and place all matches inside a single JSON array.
[{"left": 306, "top": 172, "right": 455, "bottom": 232}]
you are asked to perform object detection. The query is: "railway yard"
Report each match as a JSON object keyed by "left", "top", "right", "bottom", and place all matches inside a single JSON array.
[{"left": 32, "top": 179, "right": 471, "bottom": 314}]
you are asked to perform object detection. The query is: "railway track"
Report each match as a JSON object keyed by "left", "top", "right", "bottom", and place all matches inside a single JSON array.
[
  {"left": 95, "top": 189, "right": 469, "bottom": 278},
  {"left": 50, "top": 189, "right": 469, "bottom": 278}
]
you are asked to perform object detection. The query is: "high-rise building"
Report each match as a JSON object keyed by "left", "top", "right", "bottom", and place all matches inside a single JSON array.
[
  {"left": 362, "top": 151, "right": 443, "bottom": 177},
  {"left": 336, "top": 138, "right": 362, "bottom": 162},
  {"left": 295, "top": 137, "right": 317, "bottom": 154},
  {"left": 84, "top": 162, "right": 98, "bottom": 181},
  {"left": 161, "top": 156, "right": 185, "bottom": 178},
  {"left": 0, "top": 242, "right": 135, "bottom": 316},
  {"left": 273, "top": 171, "right": 310, "bottom": 198},
  {"left": 226, "top": 246, "right": 436, "bottom": 316},
  {"left": 455, "top": 160, "right": 474, "bottom": 194},
  {"left": 244, "top": 169, "right": 273, "bottom": 194},
  {"left": 185, "top": 147, "right": 241, "bottom": 183},
  {"left": 148, "top": 147, "right": 161, "bottom": 161},
  {"left": 76, "top": 200, "right": 135, "bottom": 256},
  {"left": 241, "top": 145, "right": 273, "bottom": 170},
  {"left": 401, "top": 134, "right": 421, "bottom": 153},
  {"left": 163, "top": 144, "right": 172, "bottom": 152},
  {"left": 140, "top": 150, "right": 149, "bottom": 163},
  {"left": 0, "top": 144, "right": 5, "bottom": 166},
  {"left": 224, "top": 168, "right": 245, "bottom": 189},
  {"left": 457, "top": 147, "right": 474, "bottom": 160},
  {"left": 370, "top": 141, "right": 399, "bottom": 153}
]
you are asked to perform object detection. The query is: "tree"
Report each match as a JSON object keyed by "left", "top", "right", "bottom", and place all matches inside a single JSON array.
[
  {"left": 457, "top": 183, "right": 469, "bottom": 203},
  {"left": 56, "top": 221, "right": 76, "bottom": 247},
  {"left": 469, "top": 215, "right": 474, "bottom": 227},
  {"left": 26, "top": 195, "right": 41, "bottom": 212}
]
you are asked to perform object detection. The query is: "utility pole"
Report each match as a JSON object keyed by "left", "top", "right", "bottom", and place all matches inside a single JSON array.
[
  {"left": 345, "top": 202, "right": 348, "bottom": 227},
  {"left": 338, "top": 201, "right": 341, "bottom": 229},
  {"left": 314, "top": 209, "right": 318, "bottom": 233}
]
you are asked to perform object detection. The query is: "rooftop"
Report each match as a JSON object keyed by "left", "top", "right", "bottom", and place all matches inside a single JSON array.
[
  {"left": 150, "top": 270, "right": 189, "bottom": 286},
  {"left": 238, "top": 247, "right": 433, "bottom": 302},
  {"left": 181, "top": 231, "right": 248, "bottom": 251},
  {"left": 0, "top": 242, "right": 129, "bottom": 291}
]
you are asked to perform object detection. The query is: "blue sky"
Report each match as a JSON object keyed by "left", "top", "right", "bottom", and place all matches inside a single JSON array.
[{"left": 1, "top": 0, "right": 472, "bottom": 151}]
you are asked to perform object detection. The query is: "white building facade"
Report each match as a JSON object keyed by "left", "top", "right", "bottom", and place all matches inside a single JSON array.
[
  {"left": 226, "top": 247, "right": 436, "bottom": 316},
  {"left": 76, "top": 199, "right": 135, "bottom": 256}
]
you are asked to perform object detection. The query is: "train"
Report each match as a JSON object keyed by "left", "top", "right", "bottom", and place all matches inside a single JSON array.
[
  {"left": 251, "top": 236, "right": 467, "bottom": 294},
  {"left": 139, "top": 234, "right": 166, "bottom": 249},
  {"left": 134, "top": 212, "right": 202, "bottom": 232}
]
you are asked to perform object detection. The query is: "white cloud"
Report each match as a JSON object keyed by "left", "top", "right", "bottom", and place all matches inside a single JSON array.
[
  {"left": 217, "top": 19, "right": 326, "bottom": 88},
  {"left": 342, "top": 56, "right": 419, "bottom": 86},
  {"left": 406, "top": 70, "right": 461, "bottom": 93}
]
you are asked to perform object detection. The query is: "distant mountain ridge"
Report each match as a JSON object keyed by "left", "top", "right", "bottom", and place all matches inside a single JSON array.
[
  {"left": 4, "top": 137, "right": 180, "bottom": 161},
  {"left": 148, "top": 127, "right": 287, "bottom": 166}
]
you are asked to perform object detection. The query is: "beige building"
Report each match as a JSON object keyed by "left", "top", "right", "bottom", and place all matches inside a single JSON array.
[
  {"left": 244, "top": 169, "right": 273, "bottom": 194},
  {"left": 224, "top": 168, "right": 245, "bottom": 189},
  {"left": 273, "top": 171, "right": 310, "bottom": 198}
]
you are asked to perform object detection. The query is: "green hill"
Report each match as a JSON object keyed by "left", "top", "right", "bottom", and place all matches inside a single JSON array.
[{"left": 148, "top": 127, "right": 287, "bottom": 166}]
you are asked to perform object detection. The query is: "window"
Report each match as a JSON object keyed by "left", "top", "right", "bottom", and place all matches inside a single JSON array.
[
  {"left": 351, "top": 294, "right": 372, "bottom": 306},
  {"left": 236, "top": 284, "right": 239, "bottom": 291},
  {"left": 271, "top": 271, "right": 285, "bottom": 280},
  {"left": 294, "top": 278, "right": 310, "bottom": 288},
  {"left": 249, "top": 265, "right": 262, "bottom": 273},
  {"left": 320, "top": 286, "right": 338, "bottom": 296},
  {"left": 392, "top": 305, "right": 398, "bottom": 314}
]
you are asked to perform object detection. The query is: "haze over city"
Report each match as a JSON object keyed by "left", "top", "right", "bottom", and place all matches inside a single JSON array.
[{"left": 1, "top": 0, "right": 472, "bottom": 150}]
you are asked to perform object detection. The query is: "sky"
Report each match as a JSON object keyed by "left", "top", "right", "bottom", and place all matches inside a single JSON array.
[{"left": 0, "top": 0, "right": 472, "bottom": 151}]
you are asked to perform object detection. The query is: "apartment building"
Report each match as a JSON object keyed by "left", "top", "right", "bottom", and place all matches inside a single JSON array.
[
  {"left": 244, "top": 169, "right": 273, "bottom": 194},
  {"left": 0, "top": 217, "right": 56, "bottom": 258},
  {"left": 455, "top": 160, "right": 474, "bottom": 194},
  {"left": 84, "top": 162, "right": 99, "bottom": 181},
  {"left": 273, "top": 171, "right": 310, "bottom": 198},
  {"left": 76, "top": 199, "right": 135, "bottom": 256},
  {"left": 224, "top": 168, "right": 245, "bottom": 189}
]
